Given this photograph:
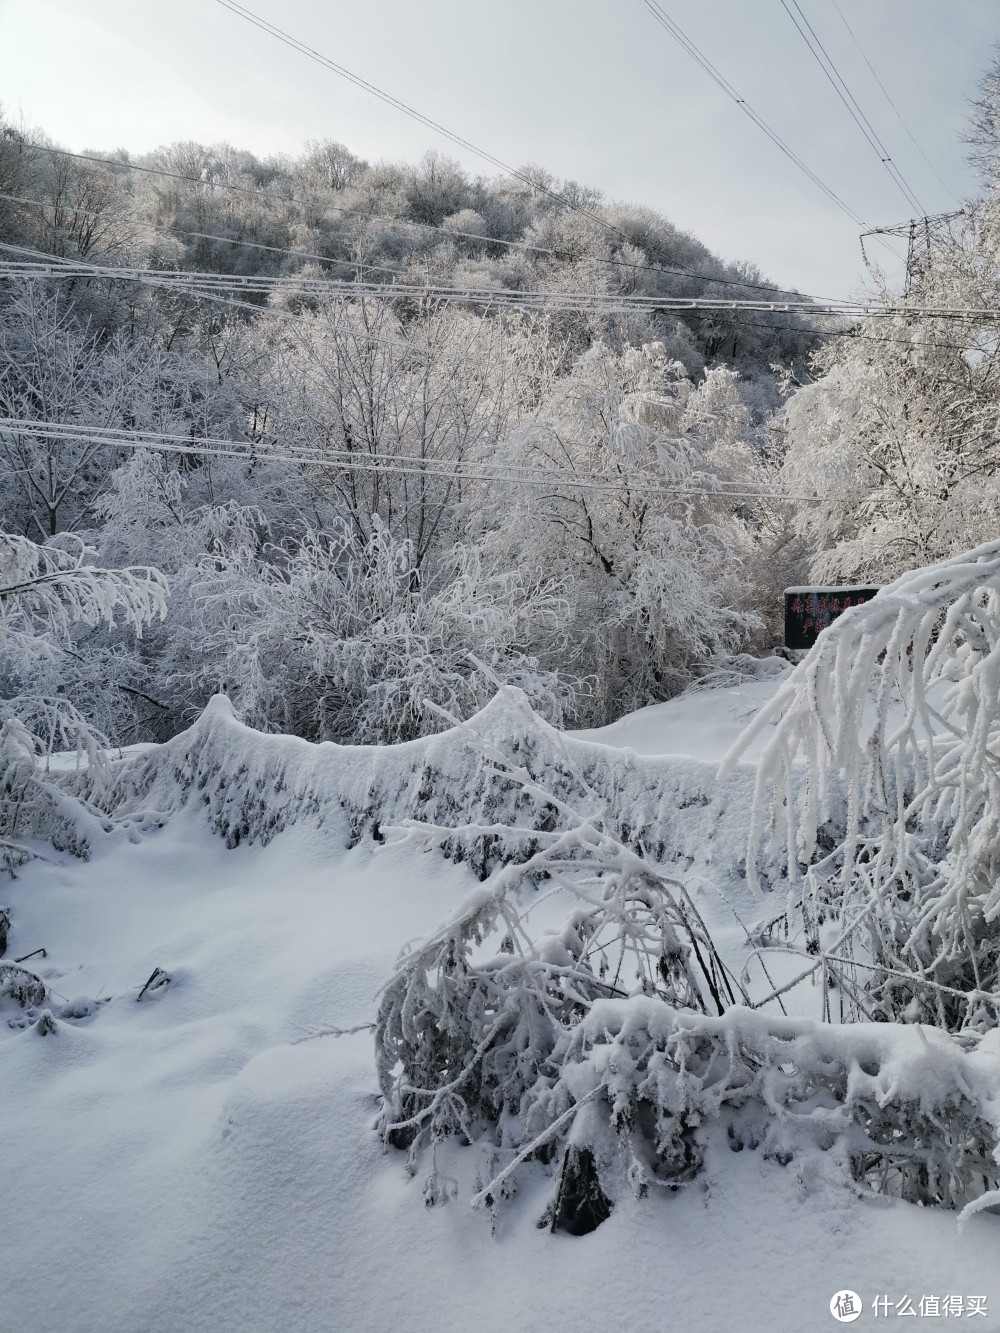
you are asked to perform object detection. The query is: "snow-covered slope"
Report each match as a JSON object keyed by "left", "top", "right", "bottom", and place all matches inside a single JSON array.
[
  {"left": 3, "top": 682, "right": 999, "bottom": 1333},
  {"left": 569, "top": 658, "right": 792, "bottom": 761}
]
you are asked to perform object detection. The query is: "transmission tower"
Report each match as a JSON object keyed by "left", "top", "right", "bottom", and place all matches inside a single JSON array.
[{"left": 860, "top": 211, "right": 965, "bottom": 294}]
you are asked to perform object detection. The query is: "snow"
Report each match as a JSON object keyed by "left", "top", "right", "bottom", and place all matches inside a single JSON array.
[
  {"left": 3, "top": 678, "right": 1000, "bottom": 1332},
  {"left": 570, "top": 670, "right": 789, "bottom": 762}
]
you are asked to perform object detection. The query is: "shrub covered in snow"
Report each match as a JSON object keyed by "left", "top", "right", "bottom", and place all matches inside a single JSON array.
[
  {"left": 0, "top": 532, "right": 167, "bottom": 871},
  {"left": 167, "top": 515, "right": 583, "bottom": 744},
  {"left": 375, "top": 729, "right": 741, "bottom": 1146}
]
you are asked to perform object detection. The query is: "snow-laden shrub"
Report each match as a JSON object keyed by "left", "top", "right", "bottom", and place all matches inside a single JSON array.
[
  {"left": 497, "top": 1001, "right": 1000, "bottom": 1224},
  {"left": 375, "top": 731, "right": 740, "bottom": 1152},
  {"left": 87, "top": 686, "right": 762, "bottom": 901},
  {"left": 375, "top": 814, "right": 1000, "bottom": 1233},
  {"left": 175, "top": 517, "right": 583, "bottom": 744},
  {"left": 375, "top": 717, "right": 751, "bottom": 1222},
  {"left": 0, "top": 532, "right": 167, "bottom": 871},
  {"left": 722, "top": 539, "right": 1000, "bottom": 1032}
]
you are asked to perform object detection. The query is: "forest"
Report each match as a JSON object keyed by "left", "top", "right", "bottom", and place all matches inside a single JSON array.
[{"left": 0, "top": 107, "right": 827, "bottom": 752}]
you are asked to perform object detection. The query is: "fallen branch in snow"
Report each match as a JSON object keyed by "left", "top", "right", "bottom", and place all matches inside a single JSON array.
[
  {"left": 469, "top": 1086, "right": 604, "bottom": 1211},
  {"left": 136, "top": 967, "right": 170, "bottom": 1001},
  {"left": 290, "top": 1021, "right": 375, "bottom": 1045},
  {"left": 13, "top": 947, "right": 46, "bottom": 964}
]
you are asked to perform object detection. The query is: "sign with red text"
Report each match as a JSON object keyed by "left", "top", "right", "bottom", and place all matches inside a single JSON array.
[{"left": 784, "top": 585, "right": 880, "bottom": 650}]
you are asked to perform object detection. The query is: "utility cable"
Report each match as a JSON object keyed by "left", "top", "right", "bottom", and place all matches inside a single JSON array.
[
  {"left": 640, "top": 1, "right": 861, "bottom": 225},
  {"left": 211, "top": 0, "right": 640, "bottom": 237},
  {"left": 686, "top": 309, "right": 978, "bottom": 353},
  {"left": 6, "top": 250, "right": 995, "bottom": 319},
  {"left": 830, "top": 0, "right": 959, "bottom": 207},
  {"left": 0, "top": 247, "right": 864, "bottom": 315},
  {"left": 213, "top": 0, "right": 840, "bottom": 294},
  {"left": 9, "top": 245, "right": 976, "bottom": 351},
  {"left": 779, "top": 0, "right": 924, "bottom": 216},
  {"left": 0, "top": 418, "right": 823, "bottom": 503},
  {"left": 638, "top": 0, "right": 905, "bottom": 266},
  {"left": 0, "top": 245, "right": 521, "bottom": 370}
]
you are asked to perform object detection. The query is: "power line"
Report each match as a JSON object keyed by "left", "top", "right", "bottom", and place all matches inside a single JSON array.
[
  {"left": 10, "top": 196, "right": 958, "bottom": 348},
  {"left": 687, "top": 309, "right": 980, "bottom": 353},
  {"left": 637, "top": 1, "right": 906, "bottom": 266},
  {"left": 11, "top": 242, "right": 977, "bottom": 358},
  {"left": 830, "top": 0, "right": 961, "bottom": 207},
  {"left": 0, "top": 418, "right": 822, "bottom": 503},
  {"left": 0, "top": 245, "right": 839, "bottom": 312},
  {"left": 212, "top": 0, "right": 638, "bottom": 237},
  {"left": 779, "top": 0, "right": 925, "bottom": 216},
  {"left": 0, "top": 254, "right": 853, "bottom": 315},
  {"left": 13, "top": 230, "right": 962, "bottom": 351},
  {"left": 639, "top": 1, "right": 862, "bottom": 228},
  {"left": 0, "top": 244, "right": 525, "bottom": 372},
  {"left": 213, "top": 0, "right": 842, "bottom": 297},
  {"left": 5, "top": 250, "right": 996, "bottom": 320}
]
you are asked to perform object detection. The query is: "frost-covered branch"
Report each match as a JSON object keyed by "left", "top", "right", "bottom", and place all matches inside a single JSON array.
[
  {"left": 0, "top": 531, "right": 168, "bottom": 872},
  {"left": 721, "top": 538, "right": 1000, "bottom": 1029}
]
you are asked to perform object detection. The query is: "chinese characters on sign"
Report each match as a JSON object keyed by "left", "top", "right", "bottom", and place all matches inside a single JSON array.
[{"left": 784, "top": 585, "right": 880, "bottom": 651}]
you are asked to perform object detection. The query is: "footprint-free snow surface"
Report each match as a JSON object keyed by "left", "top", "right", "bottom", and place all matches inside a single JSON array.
[{"left": 3, "top": 678, "right": 999, "bottom": 1333}]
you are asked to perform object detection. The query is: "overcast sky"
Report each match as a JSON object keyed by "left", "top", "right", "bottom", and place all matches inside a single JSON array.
[{"left": 0, "top": 0, "right": 996, "bottom": 298}]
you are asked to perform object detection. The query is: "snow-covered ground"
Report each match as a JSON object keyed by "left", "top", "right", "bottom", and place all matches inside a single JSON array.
[
  {"left": 569, "top": 658, "right": 792, "bottom": 762},
  {"left": 3, "top": 678, "right": 999, "bottom": 1333}
]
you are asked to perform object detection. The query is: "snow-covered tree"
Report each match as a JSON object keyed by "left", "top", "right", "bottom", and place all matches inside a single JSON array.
[
  {"left": 255, "top": 298, "right": 548, "bottom": 569},
  {"left": 0, "top": 531, "right": 167, "bottom": 871},
  {"left": 170, "top": 514, "right": 580, "bottom": 744},
  {"left": 489, "top": 342, "right": 768, "bottom": 720},
  {"left": 0, "top": 285, "right": 241, "bottom": 543},
  {"left": 780, "top": 264, "right": 1000, "bottom": 585}
]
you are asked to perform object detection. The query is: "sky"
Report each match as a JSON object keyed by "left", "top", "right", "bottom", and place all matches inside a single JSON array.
[{"left": 0, "top": 0, "right": 996, "bottom": 299}]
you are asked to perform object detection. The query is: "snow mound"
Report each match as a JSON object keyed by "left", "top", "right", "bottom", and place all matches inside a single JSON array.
[{"left": 88, "top": 687, "right": 773, "bottom": 884}]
